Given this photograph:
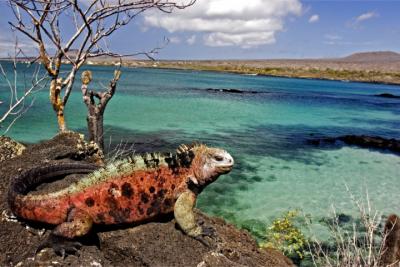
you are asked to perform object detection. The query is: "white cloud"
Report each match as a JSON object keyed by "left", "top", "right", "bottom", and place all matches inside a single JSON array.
[
  {"left": 308, "top": 14, "right": 319, "bottom": 23},
  {"left": 323, "top": 40, "right": 375, "bottom": 46},
  {"left": 323, "top": 34, "right": 345, "bottom": 45},
  {"left": 356, "top": 11, "right": 378, "bottom": 23},
  {"left": 169, "top": 36, "right": 181, "bottom": 44},
  {"left": 204, "top": 32, "right": 275, "bottom": 48},
  {"left": 324, "top": 34, "right": 342, "bottom": 41},
  {"left": 349, "top": 11, "right": 379, "bottom": 29},
  {"left": 144, "top": 0, "right": 303, "bottom": 48},
  {"left": 0, "top": 30, "right": 37, "bottom": 57},
  {"left": 186, "top": 35, "right": 196, "bottom": 45},
  {"left": 323, "top": 34, "right": 374, "bottom": 46}
]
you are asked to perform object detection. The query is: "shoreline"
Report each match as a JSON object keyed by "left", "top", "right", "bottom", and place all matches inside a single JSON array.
[
  {"left": 138, "top": 63, "right": 400, "bottom": 86},
  {"left": 143, "top": 65, "right": 400, "bottom": 86}
]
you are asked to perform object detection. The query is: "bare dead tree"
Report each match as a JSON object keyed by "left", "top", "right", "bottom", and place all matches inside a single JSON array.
[
  {"left": 7, "top": 0, "right": 195, "bottom": 136},
  {"left": 81, "top": 68, "right": 121, "bottom": 150},
  {"left": 0, "top": 40, "right": 47, "bottom": 135}
]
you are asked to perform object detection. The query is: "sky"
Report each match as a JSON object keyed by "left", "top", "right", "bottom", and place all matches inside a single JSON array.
[{"left": 0, "top": 0, "right": 399, "bottom": 60}]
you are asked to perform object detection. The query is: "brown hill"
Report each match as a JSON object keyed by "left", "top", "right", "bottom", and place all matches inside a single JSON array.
[{"left": 341, "top": 51, "right": 400, "bottom": 62}]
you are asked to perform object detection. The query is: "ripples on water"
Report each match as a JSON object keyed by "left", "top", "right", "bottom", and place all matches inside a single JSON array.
[{"left": 1, "top": 63, "right": 400, "bottom": 237}]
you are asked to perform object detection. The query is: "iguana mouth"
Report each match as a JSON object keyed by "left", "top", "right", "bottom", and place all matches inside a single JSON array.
[
  {"left": 217, "top": 153, "right": 234, "bottom": 173},
  {"left": 217, "top": 163, "right": 234, "bottom": 173}
]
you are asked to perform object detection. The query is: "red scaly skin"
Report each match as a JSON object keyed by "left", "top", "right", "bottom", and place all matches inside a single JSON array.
[
  {"left": 9, "top": 144, "right": 234, "bottom": 239},
  {"left": 13, "top": 166, "right": 188, "bottom": 225}
]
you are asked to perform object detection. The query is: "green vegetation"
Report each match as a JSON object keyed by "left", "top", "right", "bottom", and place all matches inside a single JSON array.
[{"left": 259, "top": 210, "right": 307, "bottom": 263}]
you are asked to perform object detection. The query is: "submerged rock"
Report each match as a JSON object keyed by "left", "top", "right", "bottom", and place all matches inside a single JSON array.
[
  {"left": 0, "top": 134, "right": 293, "bottom": 267},
  {"left": 206, "top": 88, "right": 260, "bottom": 94},
  {"left": 374, "top": 93, "right": 400, "bottom": 99},
  {"left": 319, "top": 213, "right": 353, "bottom": 227},
  {"left": 309, "top": 135, "right": 400, "bottom": 154}
]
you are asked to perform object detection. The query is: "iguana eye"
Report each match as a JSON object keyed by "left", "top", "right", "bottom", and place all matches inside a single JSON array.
[{"left": 214, "top": 155, "right": 224, "bottom": 162}]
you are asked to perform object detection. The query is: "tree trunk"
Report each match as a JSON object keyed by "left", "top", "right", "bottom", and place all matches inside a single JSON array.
[
  {"left": 50, "top": 78, "right": 67, "bottom": 132},
  {"left": 87, "top": 107, "right": 105, "bottom": 151},
  {"left": 56, "top": 106, "right": 66, "bottom": 132},
  {"left": 81, "top": 70, "right": 120, "bottom": 152}
]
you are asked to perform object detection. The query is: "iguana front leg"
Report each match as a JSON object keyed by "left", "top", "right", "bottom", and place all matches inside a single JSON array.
[{"left": 174, "top": 190, "right": 215, "bottom": 243}]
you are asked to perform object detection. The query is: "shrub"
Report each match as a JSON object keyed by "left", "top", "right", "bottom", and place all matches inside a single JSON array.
[{"left": 260, "top": 210, "right": 307, "bottom": 262}]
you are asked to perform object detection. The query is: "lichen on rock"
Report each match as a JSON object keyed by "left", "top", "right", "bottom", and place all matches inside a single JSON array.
[{"left": 0, "top": 136, "right": 26, "bottom": 163}]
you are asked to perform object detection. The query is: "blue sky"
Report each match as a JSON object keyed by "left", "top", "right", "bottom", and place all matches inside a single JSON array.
[{"left": 0, "top": 0, "right": 399, "bottom": 59}]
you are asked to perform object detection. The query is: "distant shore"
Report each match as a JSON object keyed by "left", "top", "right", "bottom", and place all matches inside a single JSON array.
[
  {"left": 2, "top": 53, "right": 400, "bottom": 85},
  {"left": 134, "top": 60, "right": 400, "bottom": 86},
  {"left": 86, "top": 58, "right": 400, "bottom": 86}
]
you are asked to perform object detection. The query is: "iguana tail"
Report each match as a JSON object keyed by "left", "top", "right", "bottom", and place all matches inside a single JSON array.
[{"left": 8, "top": 162, "right": 99, "bottom": 221}]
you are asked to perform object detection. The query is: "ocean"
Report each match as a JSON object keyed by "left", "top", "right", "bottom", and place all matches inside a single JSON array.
[{"left": 1, "top": 62, "right": 400, "bottom": 238}]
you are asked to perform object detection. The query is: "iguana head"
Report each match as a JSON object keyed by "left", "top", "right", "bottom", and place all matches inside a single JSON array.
[{"left": 177, "top": 144, "right": 234, "bottom": 187}]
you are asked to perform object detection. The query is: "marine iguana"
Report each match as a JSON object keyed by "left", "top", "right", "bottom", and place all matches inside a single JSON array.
[{"left": 8, "top": 143, "right": 234, "bottom": 255}]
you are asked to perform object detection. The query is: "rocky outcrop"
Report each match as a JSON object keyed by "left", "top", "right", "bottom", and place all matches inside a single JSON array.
[
  {"left": 0, "top": 134, "right": 293, "bottom": 267},
  {"left": 97, "top": 211, "right": 293, "bottom": 267},
  {"left": 309, "top": 135, "right": 400, "bottom": 154},
  {"left": 374, "top": 93, "right": 400, "bottom": 99}
]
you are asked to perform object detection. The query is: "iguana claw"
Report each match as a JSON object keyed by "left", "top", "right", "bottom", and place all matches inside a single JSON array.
[
  {"left": 201, "top": 225, "right": 216, "bottom": 238},
  {"left": 36, "top": 234, "right": 82, "bottom": 259},
  {"left": 194, "top": 225, "right": 217, "bottom": 248}
]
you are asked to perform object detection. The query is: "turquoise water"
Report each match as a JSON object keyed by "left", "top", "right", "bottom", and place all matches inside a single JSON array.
[{"left": 1, "top": 62, "right": 400, "bottom": 235}]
